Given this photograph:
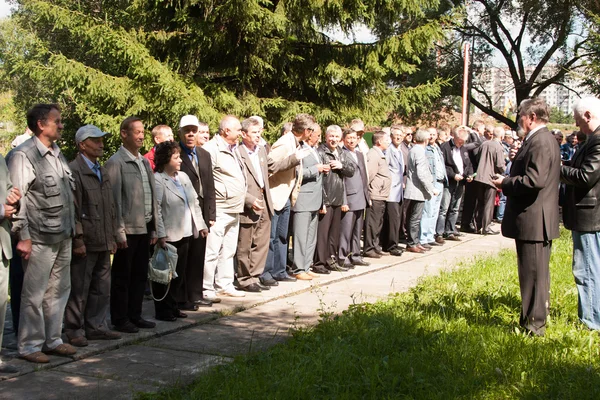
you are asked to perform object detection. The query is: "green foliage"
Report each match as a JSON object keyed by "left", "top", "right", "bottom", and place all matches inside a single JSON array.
[
  {"left": 137, "top": 229, "right": 600, "bottom": 399},
  {"left": 549, "top": 106, "right": 575, "bottom": 125},
  {"left": 0, "top": 0, "right": 453, "bottom": 157}
]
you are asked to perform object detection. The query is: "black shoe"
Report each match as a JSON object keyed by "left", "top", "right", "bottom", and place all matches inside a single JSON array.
[
  {"left": 260, "top": 278, "right": 279, "bottom": 287},
  {"left": 389, "top": 248, "right": 404, "bottom": 256},
  {"left": 482, "top": 228, "right": 500, "bottom": 235},
  {"left": 427, "top": 241, "right": 442, "bottom": 247},
  {"left": 241, "top": 283, "right": 262, "bottom": 292},
  {"left": 351, "top": 257, "right": 370, "bottom": 266},
  {"left": 420, "top": 243, "right": 432, "bottom": 251},
  {"left": 256, "top": 282, "right": 271, "bottom": 290},
  {"left": 175, "top": 310, "right": 188, "bottom": 318},
  {"left": 179, "top": 302, "right": 200, "bottom": 311},
  {"left": 460, "top": 226, "right": 477, "bottom": 233},
  {"left": 0, "top": 364, "right": 19, "bottom": 374},
  {"left": 155, "top": 315, "right": 177, "bottom": 322},
  {"left": 363, "top": 250, "right": 382, "bottom": 258},
  {"left": 114, "top": 321, "right": 139, "bottom": 333},
  {"left": 342, "top": 262, "right": 355, "bottom": 270},
  {"left": 194, "top": 298, "right": 213, "bottom": 307},
  {"left": 311, "top": 264, "right": 331, "bottom": 274},
  {"left": 131, "top": 318, "right": 156, "bottom": 329},
  {"left": 327, "top": 263, "right": 349, "bottom": 272},
  {"left": 274, "top": 275, "right": 297, "bottom": 282}
]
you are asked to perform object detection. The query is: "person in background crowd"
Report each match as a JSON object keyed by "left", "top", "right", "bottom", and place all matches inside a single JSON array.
[
  {"left": 249, "top": 115, "right": 271, "bottom": 152},
  {"left": 339, "top": 129, "right": 370, "bottom": 269},
  {"left": 194, "top": 121, "right": 211, "bottom": 147},
  {"left": 363, "top": 131, "right": 392, "bottom": 258},
  {"left": 437, "top": 126, "right": 473, "bottom": 242},
  {"left": 561, "top": 96, "right": 600, "bottom": 330},
  {"left": 9, "top": 104, "right": 76, "bottom": 363},
  {"left": 483, "top": 124, "right": 494, "bottom": 140},
  {"left": 11, "top": 127, "right": 33, "bottom": 149},
  {"left": 561, "top": 132, "right": 579, "bottom": 162},
  {"left": 290, "top": 123, "right": 325, "bottom": 280},
  {"left": 106, "top": 116, "right": 158, "bottom": 333},
  {"left": 381, "top": 125, "right": 405, "bottom": 256},
  {"left": 280, "top": 122, "right": 293, "bottom": 137},
  {"left": 492, "top": 97, "right": 560, "bottom": 336},
  {"left": 552, "top": 129, "right": 564, "bottom": 147},
  {"left": 152, "top": 141, "right": 207, "bottom": 321},
  {"left": 0, "top": 152, "right": 21, "bottom": 373},
  {"left": 64, "top": 125, "right": 121, "bottom": 348},
  {"left": 315, "top": 125, "right": 355, "bottom": 273},
  {"left": 177, "top": 115, "right": 216, "bottom": 308},
  {"left": 236, "top": 117, "right": 297, "bottom": 291},
  {"left": 202, "top": 115, "right": 247, "bottom": 299},
  {"left": 473, "top": 126, "right": 506, "bottom": 235},
  {"left": 144, "top": 125, "right": 173, "bottom": 171},
  {"left": 460, "top": 120, "right": 485, "bottom": 233},
  {"left": 404, "top": 129, "right": 439, "bottom": 253},
  {"left": 420, "top": 127, "right": 446, "bottom": 247},
  {"left": 261, "top": 116, "right": 311, "bottom": 285},
  {"left": 350, "top": 118, "right": 370, "bottom": 155},
  {"left": 399, "top": 126, "right": 412, "bottom": 240}
]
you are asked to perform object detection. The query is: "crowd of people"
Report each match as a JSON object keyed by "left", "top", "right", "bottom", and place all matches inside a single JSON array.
[{"left": 1, "top": 95, "right": 600, "bottom": 373}]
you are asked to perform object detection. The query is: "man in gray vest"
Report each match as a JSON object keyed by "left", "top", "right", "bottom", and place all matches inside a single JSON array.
[{"left": 9, "top": 103, "right": 77, "bottom": 363}]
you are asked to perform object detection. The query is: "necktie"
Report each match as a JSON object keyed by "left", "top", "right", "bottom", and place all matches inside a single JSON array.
[{"left": 93, "top": 164, "right": 102, "bottom": 182}]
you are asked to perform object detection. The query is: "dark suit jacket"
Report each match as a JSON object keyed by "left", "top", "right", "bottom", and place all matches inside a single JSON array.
[
  {"left": 342, "top": 147, "right": 369, "bottom": 211},
  {"left": 237, "top": 144, "right": 274, "bottom": 224},
  {"left": 179, "top": 143, "right": 216, "bottom": 227},
  {"left": 501, "top": 127, "right": 560, "bottom": 241},
  {"left": 474, "top": 140, "right": 506, "bottom": 187},
  {"left": 561, "top": 126, "right": 600, "bottom": 232},
  {"left": 440, "top": 139, "right": 473, "bottom": 189}
]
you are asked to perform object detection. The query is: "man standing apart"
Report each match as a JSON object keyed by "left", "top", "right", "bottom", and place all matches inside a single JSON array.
[
  {"left": 0, "top": 154, "right": 20, "bottom": 373},
  {"left": 106, "top": 117, "right": 158, "bottom": 333},
  {"left": 202, "top": 115, "right": 247, "bottom": 299},
  {"left": 492, "top": 98, "right": 560, "bottom": 336},
  {"left": 64, "top": 125, "right": 121, "bottom": 347},
  {"left": 10, "top": 104, "right": 76, "bottom": 363},
  {"left": 561, "top": 97, "right": 600, "bottom": 330}
]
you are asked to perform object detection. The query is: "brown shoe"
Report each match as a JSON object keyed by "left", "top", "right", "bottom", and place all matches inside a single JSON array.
[
  {"left": 435, "top": 236, "right": 445, "bottom": 245},
  {"left": 22, "top": 351, "right": 50, "bottom": 364},
  {"left": 87, "top": 330, "right": 122, "bottom": 341},
  {"left": 294, "top": 272, "right": 313, "bottom": 280},
  {"left": 405, "top": 246, "right": 424, "bottom": 254},
  {"left": 46, "top": 343, "right": 77, "bottom": 356},
  {"left": 69, "top": 336, "right": 89, "bottom": 347},
  {"left": 445, "top": 234, "right": 462, "bottom": 241},
  {"left": 307, "top": 271, "right": 320, "bottom": 278}
]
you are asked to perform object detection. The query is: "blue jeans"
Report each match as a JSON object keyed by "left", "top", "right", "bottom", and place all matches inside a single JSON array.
[
  {"left": 262, "top": 199, "right": 291, "bottom": 280},
  {"left": 572, "top": 231, "right": 600, "bottom": 330},
  {"left": 496, "top": 191, "right": 506, "bottom": 221},
  {"left": 420, "top": 182, "right": 443, "bottom": 244}
]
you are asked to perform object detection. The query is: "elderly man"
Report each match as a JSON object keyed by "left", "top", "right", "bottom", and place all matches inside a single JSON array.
[
  {"left": 363, "top": 131, "right": 392, "bottom": 258},
  {"left": 64, "top": 125, "right": 121, "bottom": 347},
  {"left": 404, "top": 129, "right": 440, "bottom": 253},
  {"left": 381, "top": 126, "right": 405, "bottom": 256},
  {"left": 106, "top": 116, "right": 158, "bottom": 333},
  {"left": 314, "top": 125, "right": 354, "bottom": 272},
  {"left": 195, "top": 121, "right": 211, "bottom": 147},
  {"left": 0, "top": 154, "right": 20, "bottom": 373},
  {"left": 144, "top": 125, "right": 173, "bottom": 170},
  {"left": 177, "top": 115, "right": 216, "bottom": 308},
  {"left": 420, "top": 127, "right": 446, "bottom": 247},
  {"left": 437, "top": 126, "right": 473, "bottom": 241},
  {"left": 460, "top": 120, "right": 485, "bottom": 233},
  {"left": 202, "top": 115, "right": 247, "bottom": 299},
  {"left": 473, "top": 126, "right": 506, "bottom": 235},
  {"left": 350, "top": 118, "right": 370, "bottom": 155},
  {"left": 561, "top": 97, "right": 600, "bottom": 330},
  {"left": 9, "top": 104, "right": 76, "bottom": 363},
  {"left": 261, "top": 114, "right": 312, "bottom": 285},
  {"left": 492, "top": 98, "right": 560, "bottom": 336}
]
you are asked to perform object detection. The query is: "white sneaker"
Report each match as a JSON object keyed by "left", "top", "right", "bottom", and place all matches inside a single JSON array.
[
  {"left": 219, "top": 289, "right": 246, "bottom": 297},
  {"left": 204, "top": 293, "right": 219, "bottom": 301}
]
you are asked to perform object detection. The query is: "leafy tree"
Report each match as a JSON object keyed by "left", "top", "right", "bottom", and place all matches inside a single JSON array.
[{"left": 0, "top": 0, "right": 452, "bottom": 157}]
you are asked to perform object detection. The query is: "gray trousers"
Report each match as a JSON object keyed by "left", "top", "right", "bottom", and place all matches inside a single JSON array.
[
  {"left": 18, "top": 239, "right": 72, "bottom": 356},
  {"left": 0, "top": 256, "right": 8, "bottom": 365},
  {"left": 292, "top": 211, "right": 318, "bottom": 274},
  {"left": 64, "top": 250, "right": 111, "bottom": 339}
]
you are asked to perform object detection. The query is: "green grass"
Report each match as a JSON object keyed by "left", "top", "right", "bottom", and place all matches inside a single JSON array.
[{"left": 141, "top": 229, "right": 600, "bottom": 399}]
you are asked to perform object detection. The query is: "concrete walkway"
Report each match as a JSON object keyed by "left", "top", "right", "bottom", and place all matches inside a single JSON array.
[{"left": 0, "top": 232, "right": 513, "bottom": 399}]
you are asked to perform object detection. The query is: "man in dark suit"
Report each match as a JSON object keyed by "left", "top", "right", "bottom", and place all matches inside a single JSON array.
[
  {"left": 339, "top": 129, "right": 370, "bottom": 269},
  {"left": 492, "top": 98, "right": 560, "bottom": 336},
  {"left": 561, "top": 96, "right": 600, "bottom": 330},
  {"left": 178, "top": 115, "right": 216, "bottom": 308},
  {"left": 460, "top": 120, "right": 485, "bottom": 232}
]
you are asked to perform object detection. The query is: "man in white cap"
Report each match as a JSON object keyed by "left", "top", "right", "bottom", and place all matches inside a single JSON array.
[{"left": 64, "top": 125, "right": 122, "bottom": 347}]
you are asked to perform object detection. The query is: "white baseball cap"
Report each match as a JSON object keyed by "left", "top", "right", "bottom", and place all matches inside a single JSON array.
[
  {"left": 75, "top": 125, "right": 110, "bottom": 144},
  {"left": 179, "top": 115, "right": 200, "bottom": 128}
]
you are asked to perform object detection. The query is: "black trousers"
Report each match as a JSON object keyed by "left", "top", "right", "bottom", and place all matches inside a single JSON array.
[
  {"left": 110, "top": 233, "right": 150, "bottom": 326},
  {"left": 363, "top": 200, "right": 386, "bottom": 253},
  {"left": 474, "top": 182, "right": 497, "bottom": 232},
  {"left": 181, "top": 235, "right": 207, "bottom": 304},
  {"left": 9, "top": 240, "right": 23, "bottom": 333},
  {"left": 314, "top": 205, "right": 342, "bottom": 265},
  {"left": 461, "top": 181, "right": 477, "bottom": 230},
  {"left": 153, "top": 237, "right": 190, "bottom": 319},
  {"left": 382, "top": 201, "right": 401, "bottom": 250},
  {"left": 406, "top": 200, "right": 425, "bottom": 247},
  {"left": 515, "top": 240, "right": 552, "bottom": 335},
  {"left": 399, "top": 199, "right": 410, "bottom": 239}
]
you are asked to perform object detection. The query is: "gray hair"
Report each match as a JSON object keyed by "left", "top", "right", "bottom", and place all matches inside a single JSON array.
[
  {"left": 573, "top": 97, "right": 600, "bottom": 119},
  {"left": 241, "top": 117, "right": 261, "bottom": 132},
  {"left": 518, "top": 98, "right": 549, "bottom": 123},
  {"left": 453, "top": 126, "right": 470, "bottom": 140},
  {"left": 414, "top": 129, "right": 430, "bottom": 143},
  {"left": 493, "top": 126, "right": 505, "bottom": 139},
  {"left": 326, "top": 125, "right": 342, "bottom": 136}
]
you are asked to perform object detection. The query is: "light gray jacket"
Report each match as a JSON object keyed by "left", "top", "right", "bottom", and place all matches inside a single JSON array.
[{"left": 404, "top": 144, "right": 436, "bottom": 201}]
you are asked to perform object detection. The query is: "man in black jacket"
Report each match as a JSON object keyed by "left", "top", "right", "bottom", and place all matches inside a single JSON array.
[
  {"left": 438, "top": 126, "right": 473, "bottom": 241},
  {"left": 314, "top": 125, "right": 355, "bottom": 272},
  {"left": 561, "top": 96, "right": 600, "bottom": 330},
  {"left": 177, "top": 115, "right": 216, "bottom": 308}
]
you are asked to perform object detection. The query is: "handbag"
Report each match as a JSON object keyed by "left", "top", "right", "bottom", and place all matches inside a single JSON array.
[{"left": 148, "top": 242, "right": 179, "bottom": 301}]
